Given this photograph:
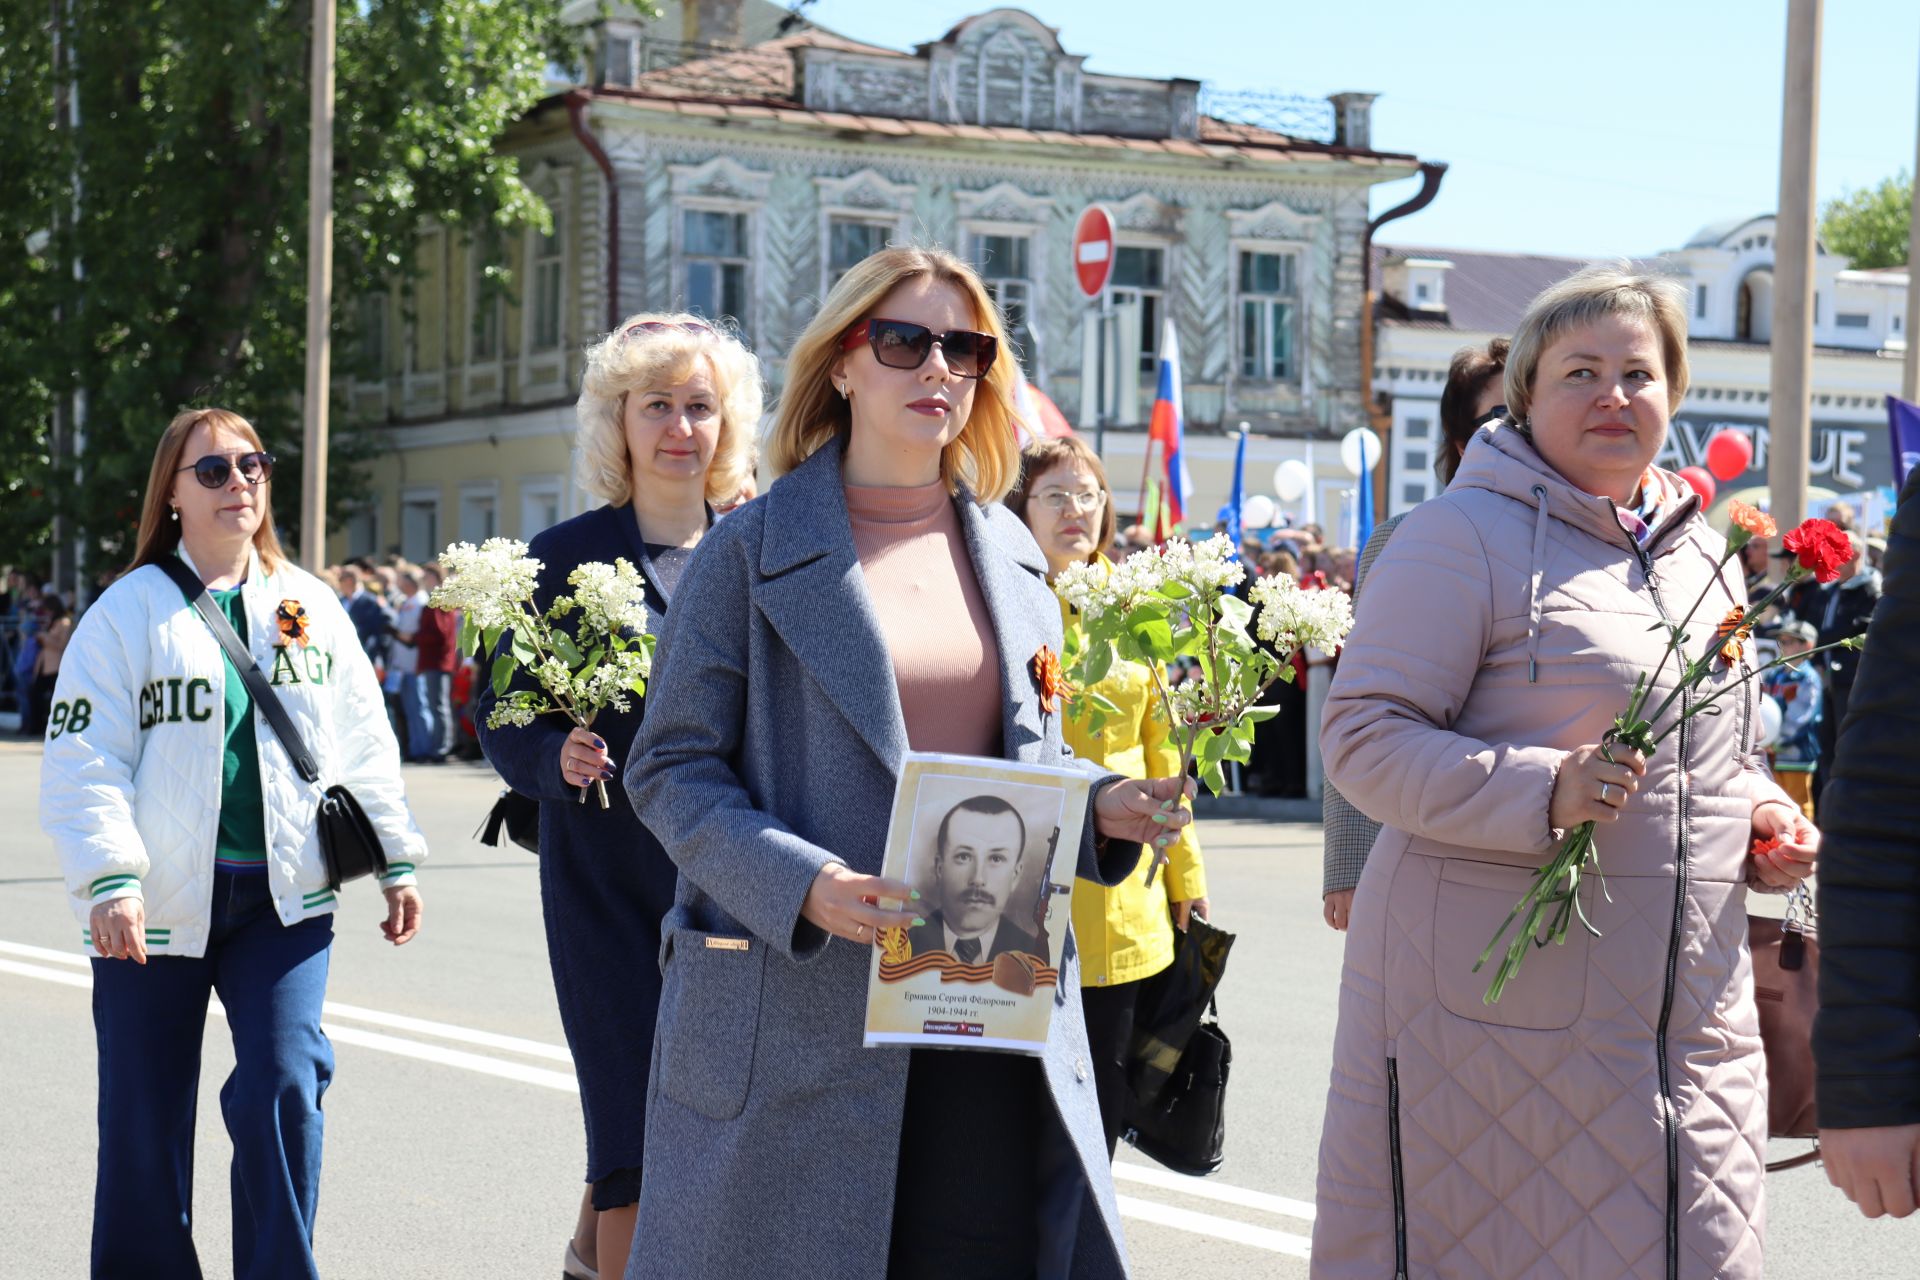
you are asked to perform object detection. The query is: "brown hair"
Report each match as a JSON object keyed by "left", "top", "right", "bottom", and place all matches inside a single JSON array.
[
  {"left": 767, "top": 245, "right": 1021, "bottom": 502},
  {"left": 1005, "top": 436, "right": 1118, "bottom": 558},
  {"left": 1437, "top": 337, "right": 1509, "bottom": 485},
  {"left": 125, "top": 408, "right": 290, "bottom": 577}
]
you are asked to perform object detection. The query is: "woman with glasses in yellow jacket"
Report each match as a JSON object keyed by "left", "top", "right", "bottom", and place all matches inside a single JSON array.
[{"left": 1008, "top": 435, "right": 1208, "bottom": 1156}]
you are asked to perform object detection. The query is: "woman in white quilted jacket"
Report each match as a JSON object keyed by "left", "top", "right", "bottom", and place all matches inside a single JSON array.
[{"left": 38, "top": 407, "right": 428, "bottom": 1280}]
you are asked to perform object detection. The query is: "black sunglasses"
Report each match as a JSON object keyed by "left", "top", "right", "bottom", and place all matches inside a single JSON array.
[
  {"left": 178, "top": 451, "right": 274, "bottom": 488},
  {"left": 1474, "top": 405, "right": 1509, "bottom": 430},
  {"left": 841, "top": 318, "right": 998, "bottom": 380}
]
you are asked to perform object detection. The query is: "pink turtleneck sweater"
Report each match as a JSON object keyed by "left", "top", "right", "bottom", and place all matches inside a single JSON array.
[{"left": 843, "top": 481, "right": 1003, "bottom": 757}]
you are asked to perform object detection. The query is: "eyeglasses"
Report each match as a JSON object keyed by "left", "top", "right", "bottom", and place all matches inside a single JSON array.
[
  {"left": 177, "top": 451, "right": 274, "bottom": 488},
  {"left": 840, "top": 319, "right": 998, "bottom": 380},
  {"left": 1474, "top": 406, "right": 1509, "bottom": 430},
  {"left": 1034, "top": 489, "right": 1106, "bottom": 515},
  {"left": 624, "top": 321, "right": 714, "bottom": 340}
]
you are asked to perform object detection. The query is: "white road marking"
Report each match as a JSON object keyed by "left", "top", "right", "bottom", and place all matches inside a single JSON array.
[
  {"left": 1115, "top": 1195, "right": 1314, "bottom": 1258},
  {"left": 5, "top": 937, "right": 1317, "bottom": 1256},
  {"left": 0, "top": 940, "right": 574, "bottom": 1064},
  {"left": 1114, "top": 1160, "right": 1317, "bottom": 1223}
]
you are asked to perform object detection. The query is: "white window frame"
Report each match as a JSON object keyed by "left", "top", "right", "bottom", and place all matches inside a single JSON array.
[
  {"left": 669, "top": 157, "right": 770, "bottom": 345},
  {"left": 1111, "top": 236, "right": 1173, "bottom": 378},
  {"left": 956, "top": 182, "right": 1051, "bottom": 375},
  {"left": 677, "top": 204, "right": 756, "bottom": 341},
  {"left": 518, "top": 474, "right": 565, "bottom": 539},
  {"left": 402, "top": 225, "right": 449, "bottom": 416},
  {"left": 343, "top": 496, "right": 382, "bottom": 561},
  {"left": 464, "top": 241, "right": 507, "bottom": 401},
  {"left": 814, "top": 169, "right": 915, "bottom": 299},
  {"left": 1230, "top": 241, "right": 1304, "bottom": 384},
  {"left": 457, "top": 481, "right": 500, "bottom": 545},
  {"left": 967, "top": 225, "right": 1039, "bottom": 370},
  {"left": 519, "top": 173, "right": 570, "bottom": 394},
  {"left": 399, "top": 486, "right": 442, "bottom": 565}
]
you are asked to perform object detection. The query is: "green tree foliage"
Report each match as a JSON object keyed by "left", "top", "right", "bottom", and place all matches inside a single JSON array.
[
  {"left": 1819, "top": 170, "right": 1913, "bottom": 271},
  {"left": 2, "top": 0, "right": 585, "bottom": 583}
]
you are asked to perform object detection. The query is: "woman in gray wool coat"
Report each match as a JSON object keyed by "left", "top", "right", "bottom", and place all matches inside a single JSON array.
[{"left": 625, "top": 245, "right": 1191, "bottom": 1280}]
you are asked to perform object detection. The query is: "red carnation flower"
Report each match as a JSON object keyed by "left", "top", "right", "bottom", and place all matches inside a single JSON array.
[{"left": 1781, "top": 519, "right": 1851, "bottom": 584}]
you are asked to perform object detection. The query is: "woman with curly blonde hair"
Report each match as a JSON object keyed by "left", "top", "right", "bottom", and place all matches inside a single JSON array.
[
  {"left": 477, "top": 313, "right": 762, "bottom": 1280},
  {"left": 626, "top": 246, "right": 1191, "bottom": 1278}
]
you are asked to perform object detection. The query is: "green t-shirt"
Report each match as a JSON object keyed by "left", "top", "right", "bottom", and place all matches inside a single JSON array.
[{"left": 207, "top": 586, "right": 268, "bottom": 869}]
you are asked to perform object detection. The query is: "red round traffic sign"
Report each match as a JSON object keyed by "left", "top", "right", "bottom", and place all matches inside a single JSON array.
[{"left": 1072, "top": 205, "right": 1115, "bottom": 301}]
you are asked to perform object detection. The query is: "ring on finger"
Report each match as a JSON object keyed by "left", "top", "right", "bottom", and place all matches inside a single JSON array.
[
  {"left": 1600, "top": 781, "right": 1617, "bottom": 804},
  {"left": 855, "top": 924, "right": 868, "bottom": 941}
]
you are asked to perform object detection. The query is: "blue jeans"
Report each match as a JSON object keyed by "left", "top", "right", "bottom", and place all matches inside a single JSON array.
[
  {"left": 420, "top": 669, "right": 454, "bottom": 757},
  {"left": 401, "top": 671, "right": 436, "bottom": 761},
  {"left": 91, "top": 871, "right": 334, "bottom": 1280}
]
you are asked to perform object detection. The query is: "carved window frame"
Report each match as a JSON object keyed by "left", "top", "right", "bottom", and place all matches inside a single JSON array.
[
  {"left": 402, "top": 224, "right": 449, "bottom": 418},
  {"left": 462, "top": 238, "right": 508, "bottom": 404},
  {"left": 1225, "top": 203, "right": 1319, "bottom": 396},
  {"left": 1108, "top": 198, "right": 1179, "bottom": 382},
  {"left": 814, "top": 169, "right": 915, "bottom": 299},
  {"left": 669, "top": 157, "right": 771, "bottom": 344},
  {"left": 957, "top": 183, "right": 1052, "bottom": 372}
]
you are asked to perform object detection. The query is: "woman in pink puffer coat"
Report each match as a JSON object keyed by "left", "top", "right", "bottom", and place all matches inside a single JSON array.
[{"left": 1312, "top": 265, "right": 1819, "bottom": 1280}]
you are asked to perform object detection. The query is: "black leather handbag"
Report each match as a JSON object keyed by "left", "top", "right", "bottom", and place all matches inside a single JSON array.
[
  {"left": 1123, "top": 997, "right": 1231, "bottom": 1176},
  {"left": 478, "top": 788, "right": 541, "bottom": 854},
  {"left": 159, "top": 559, "right": 389, "bottom": 890}
]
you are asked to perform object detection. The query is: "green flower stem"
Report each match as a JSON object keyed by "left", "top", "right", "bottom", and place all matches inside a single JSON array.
[
  {"left": 1651, "top": 636, "right": 1862, "bottom": 748},
  {"left": 509, "top": 597, "right": 608, "bottom": 809},
  {"left": 1634, "top": 569, "right": 1805, "bottom": 738}
]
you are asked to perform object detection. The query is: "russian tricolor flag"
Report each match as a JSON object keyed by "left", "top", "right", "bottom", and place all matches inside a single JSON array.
[{"left": 1147, "top": 318, "right": 1191, "bottom": 532}]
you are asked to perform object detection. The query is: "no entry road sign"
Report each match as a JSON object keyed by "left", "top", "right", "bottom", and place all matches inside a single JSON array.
[{"left": 1072, "top": 204, "right": 1115, "bottom": 301}]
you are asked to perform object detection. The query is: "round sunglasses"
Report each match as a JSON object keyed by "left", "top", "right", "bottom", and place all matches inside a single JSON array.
[
  {"left": 840, "top": 318, "right": 998, "bottom": 380},
  {"left": 177, "top": 451, "right": 274, "bottom": 488}
]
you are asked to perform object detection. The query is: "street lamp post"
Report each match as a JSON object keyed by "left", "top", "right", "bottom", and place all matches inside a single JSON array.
[{"left": 299, "top": 0, "right": 337, "bottom": 571}]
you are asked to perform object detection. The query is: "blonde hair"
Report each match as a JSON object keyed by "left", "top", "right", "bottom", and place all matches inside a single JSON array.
[
  {"left": 575, "top": 312, "right": 763, "bottom": 508},
  {"left": 1504, "top": 262, "right": 1690, "bottom": 424},
  {"left": 767, "top": 245, "right": 1022, "bottom": 503},
  {"left": 126, "top": 408, "right": 290, "bottom": 578}
]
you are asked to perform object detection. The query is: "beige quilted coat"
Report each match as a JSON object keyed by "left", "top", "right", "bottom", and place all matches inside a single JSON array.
[{"left": 1313, "top": 427, "right": 1794, "bottom": 1280}]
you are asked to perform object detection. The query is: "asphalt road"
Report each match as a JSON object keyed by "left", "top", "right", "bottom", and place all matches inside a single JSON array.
[{"left": 2, "top": 742, "right": 1908, "bottom": 1278}]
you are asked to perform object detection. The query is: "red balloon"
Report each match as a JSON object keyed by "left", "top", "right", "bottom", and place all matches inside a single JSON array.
[
  {"left": 1678, "top": 466, "right": 1717, "bottom": 505},
  {"left": 1704, "top": 430, "right": 1754, "bottom": 482}
]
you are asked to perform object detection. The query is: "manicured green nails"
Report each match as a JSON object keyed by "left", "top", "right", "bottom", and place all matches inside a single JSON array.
[{"left": 912, "top": 917, "right": 927, "bottom": 927}]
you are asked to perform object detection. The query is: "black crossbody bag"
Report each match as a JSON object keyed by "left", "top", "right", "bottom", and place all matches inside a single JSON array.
[{"left": 159, "top": 558, "right": 389, "bottom": 890}]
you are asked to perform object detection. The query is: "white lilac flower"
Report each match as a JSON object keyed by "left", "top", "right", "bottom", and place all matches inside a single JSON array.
[
  {"left": 567, "top": 558, "right": 650, "bottom": 638},
  {"left": 1250, "top": 574, "right": 1356, "bottom": 655},
  {"left": 432, "top": 538, "right": 544, "bottom": 632}
]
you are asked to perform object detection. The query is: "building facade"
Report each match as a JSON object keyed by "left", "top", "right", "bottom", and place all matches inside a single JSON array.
[
  {"left": 1374, "top": 215, "right": 1911, "bottom": 522},
  {"left": 327, "top": 3, "right": 1427, "bottom": 562}
]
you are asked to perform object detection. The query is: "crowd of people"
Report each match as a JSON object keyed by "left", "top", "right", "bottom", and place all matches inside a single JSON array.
[{"left": 27, "top": 241, "right": 1920, "bottom": 1280}]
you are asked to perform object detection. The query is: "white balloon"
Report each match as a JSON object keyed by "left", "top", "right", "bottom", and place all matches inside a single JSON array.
[
  {"left": 1273, "top": 459, "right": 1311, "bottom": 502},
  {"left": 1241, "top": 494, "right": 1278, "bottom": 529},
  {"left": 1757, "top": 694, "right": 1783, "bottom": 748},
  {"left": 1341, "top": 427, "right": 1384, "bottom": 478}
]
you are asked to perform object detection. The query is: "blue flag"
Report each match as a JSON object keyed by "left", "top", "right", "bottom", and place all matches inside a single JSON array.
[
  {"left": 1355, "top": 435, "right": 1375, "bottom": 549},
  {"left": 1224, "top": 428, "right": 1248, "bottom": 556},
  {"left": 1890, "top": 395, "right": 1920, "bottom": 489}
]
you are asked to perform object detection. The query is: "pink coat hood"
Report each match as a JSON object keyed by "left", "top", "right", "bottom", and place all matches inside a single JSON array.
[{"left": 1311, "top": 425, "right": 1793, "bottom": 1279}]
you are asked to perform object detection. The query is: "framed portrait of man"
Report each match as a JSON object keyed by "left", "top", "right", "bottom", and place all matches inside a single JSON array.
[{"left": 864, "top": 753, "right": 1090, "bottom": 1055}]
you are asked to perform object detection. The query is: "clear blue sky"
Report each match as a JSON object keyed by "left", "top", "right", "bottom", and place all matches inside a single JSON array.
[{"left": 806, "top": 0, "right": 1919, "bottom": 260}]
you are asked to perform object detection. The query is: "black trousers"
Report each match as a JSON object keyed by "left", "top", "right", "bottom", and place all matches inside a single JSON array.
[
  {"left": 1080, "top": 979, "right": 1144, "bottom": 1158},
  {"left": 889, "top": 1050, "right": 1042, "bottom": 1279}
]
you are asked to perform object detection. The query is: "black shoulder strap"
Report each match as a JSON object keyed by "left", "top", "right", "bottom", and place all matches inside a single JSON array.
[{"left": 154, "top": 557, "right": 322, "bottom": 784}]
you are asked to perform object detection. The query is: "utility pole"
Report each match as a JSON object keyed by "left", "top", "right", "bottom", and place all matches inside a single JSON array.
[
  {"left": 299, "top": 0, "right": 337, "bottom": 571},
  {"left": 1768, "top": 0, "right": 1821, "bottom": 528},
  {"left": 1905, "top": 40, "right": 1919, "bottom": 403}
]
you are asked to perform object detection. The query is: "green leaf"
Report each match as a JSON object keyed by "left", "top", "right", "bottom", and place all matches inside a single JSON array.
[
  {"left": 551, "top": 628, "right": 584, "bottom": 668},
  {"left": 1200, "top": 760, "right": 1227, "bottom": 796},
  {"left": 1126, "top": 615, "right": 1176, "bottom": 664},
  {"left": 510, "top": 628, "right": 538, "bottom": 666},
  {"left": 1240, "top": 705, "right": 1281, "bottom": 724},
  {"left": 456, "top": 611, "right": 477, "bottom": 657},
  {"left": 1217, "top": 593, "right": 1254, "bottom": 631},
  {"left": 1083, "top": 639, "right": 1115, "bottom": 685},
  {"left": 490, "top": 654, "right": 516, "bottom": 696}
]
